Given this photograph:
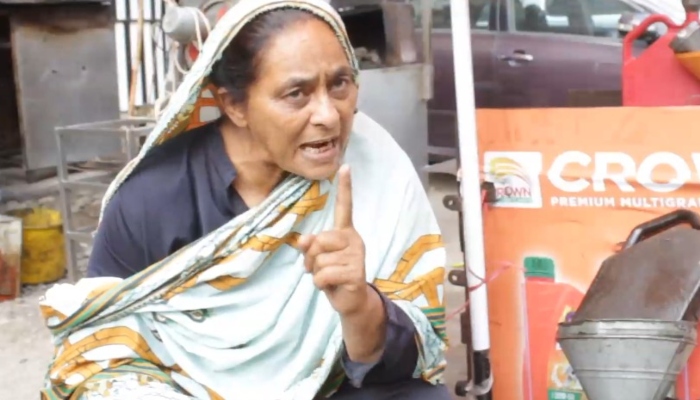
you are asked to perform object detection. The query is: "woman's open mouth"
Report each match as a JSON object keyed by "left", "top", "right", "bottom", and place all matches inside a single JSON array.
[{"left": 300, "top": 138, "right": 340, "bottom": 162}]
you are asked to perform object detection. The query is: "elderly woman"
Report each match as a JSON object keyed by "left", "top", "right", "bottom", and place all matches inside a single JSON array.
[{"left": 40, "top": 0, "right": 450, "bottom": 399}]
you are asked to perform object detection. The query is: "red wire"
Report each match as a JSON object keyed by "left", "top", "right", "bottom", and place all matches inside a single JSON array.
[{"left": 445, "top": 189, "right": 523, "bottom": 321}]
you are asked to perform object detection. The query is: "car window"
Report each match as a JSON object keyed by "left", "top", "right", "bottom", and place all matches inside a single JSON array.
[
  {"left": 411, "top": 0, "right": 492, "bottom": 30},
  {"left": 513, "top": 0, "right": 636, "bottom": 37}
]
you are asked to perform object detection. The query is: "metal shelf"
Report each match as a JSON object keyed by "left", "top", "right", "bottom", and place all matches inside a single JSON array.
[
  {"left": 65, "top": 227, "right": 96, "bottom": 243},
  {"left": 56, "top": 118, "right": 154, "bottom": 281}
]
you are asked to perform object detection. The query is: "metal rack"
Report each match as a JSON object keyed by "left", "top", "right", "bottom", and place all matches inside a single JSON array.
[{"left": 56, "top": 118, "right": 155, "bottom": 281}]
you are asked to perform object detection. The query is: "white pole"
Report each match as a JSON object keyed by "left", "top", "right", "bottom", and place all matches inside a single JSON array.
[{"left": 449, "top": 0, "right": 491, "bottom": 352}]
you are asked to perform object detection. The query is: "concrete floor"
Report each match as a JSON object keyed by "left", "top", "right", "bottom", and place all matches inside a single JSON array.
[{"left": 0, "top": 174, "right": 469, "bottom": 399}]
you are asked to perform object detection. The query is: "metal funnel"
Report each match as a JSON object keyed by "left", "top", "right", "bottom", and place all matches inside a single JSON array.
[{"left": 557, "top": 320, "right": 697, "bottom": 400}]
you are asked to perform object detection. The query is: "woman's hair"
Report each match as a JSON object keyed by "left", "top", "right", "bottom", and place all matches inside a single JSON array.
[{"left": 211, "top": 8, "right": 316, "bottom": 103}]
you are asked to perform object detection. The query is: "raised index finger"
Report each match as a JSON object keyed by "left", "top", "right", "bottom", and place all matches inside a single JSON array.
[{"left": 334, "top": 164, "right": 353, "bottom": 229}]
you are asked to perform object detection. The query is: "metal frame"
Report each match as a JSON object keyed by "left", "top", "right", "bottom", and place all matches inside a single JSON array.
[{"left": 56, "top": 118, "right": 155, "bottom": 281}]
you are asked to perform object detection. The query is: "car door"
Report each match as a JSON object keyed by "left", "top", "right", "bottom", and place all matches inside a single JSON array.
[
  {"left": 490, "top": 0, "right": 636, "bottom": 108},
  {"left": 427, "top": 0, "right": 499, "bottom": 155}
]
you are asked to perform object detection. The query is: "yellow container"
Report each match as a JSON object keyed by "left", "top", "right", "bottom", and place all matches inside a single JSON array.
[
  {"left": 676, "top": 51, "right": 700, "bottom": 82},
  {"left": 7, "top": 207, "right": 66, "bottom": 284}
]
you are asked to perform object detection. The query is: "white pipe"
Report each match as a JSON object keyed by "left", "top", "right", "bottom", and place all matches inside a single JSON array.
[
  {"left": 450, "top": 0, "right": 491, "bottom": 352},
  {"left": 421, "top": 0, "right": 434, "bottom": 101}
]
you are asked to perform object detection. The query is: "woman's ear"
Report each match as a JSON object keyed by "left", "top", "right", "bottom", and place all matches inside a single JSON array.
[{"left": 218, "top": 89, "right": 248, "bottom": 128}]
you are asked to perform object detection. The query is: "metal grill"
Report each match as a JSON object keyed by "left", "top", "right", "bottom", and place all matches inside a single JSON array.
[{"left": 114, "top": 0, "right": 169, "bottom": 112}]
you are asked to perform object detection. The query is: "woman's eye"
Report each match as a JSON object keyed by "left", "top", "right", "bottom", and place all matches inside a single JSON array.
[
  {"left": 286, "top": 89, "right": 303, "bottom": 99},
  {"left": 331, "top": 78, "right": 348, "bottom": 91},
  {"left": 283, "top": 87, "right": 309, "bottom": 107}
]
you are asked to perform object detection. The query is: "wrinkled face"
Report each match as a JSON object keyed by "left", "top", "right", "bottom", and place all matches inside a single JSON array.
[{"left": 236, "top": 16, "right": 358, "bottom": 180}]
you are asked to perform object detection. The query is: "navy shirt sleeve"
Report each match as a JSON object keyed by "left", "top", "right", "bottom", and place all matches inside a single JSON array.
[
  {"left": 340, "top": 285, "right": 418, "bottom": 387},
  {"left": 86, "top": 190, "right": 149, "bottom": 279}
]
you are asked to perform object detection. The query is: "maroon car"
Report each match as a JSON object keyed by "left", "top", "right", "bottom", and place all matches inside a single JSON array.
[{"left": 424, "top": 0, "right": 662, "bottom": 157}]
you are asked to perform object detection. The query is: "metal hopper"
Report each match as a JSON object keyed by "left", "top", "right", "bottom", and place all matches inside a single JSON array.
[
  {"left": 558, "top": 320, "right": 696, "bottom": 400},
  {"left": 557, "top": 210, "right": 700, "bottom": 400}
]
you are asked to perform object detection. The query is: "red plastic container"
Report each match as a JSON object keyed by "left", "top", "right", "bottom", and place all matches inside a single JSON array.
[{"left": 623, "top": 13, "right": 700, "bottom": 106}]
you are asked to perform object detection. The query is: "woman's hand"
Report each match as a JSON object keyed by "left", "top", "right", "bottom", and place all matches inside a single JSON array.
[
  {"left": 298, "top": 164, "right": 370, "bottom": 316},
  {"left": 299, "top": 165, "right": 386, "bottom": 362}
]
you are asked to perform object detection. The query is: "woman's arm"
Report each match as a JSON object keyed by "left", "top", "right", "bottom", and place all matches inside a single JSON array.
[
  {"left": 340, "top": 285, "right": 419, "bottom": 387},
  {"left": 339, "top": 171, "right": 447, "bottom": 387},
  {"left": 302, "top": 133, "right": 446, "bottom": 387},
  {"left": 367, "top": 168, "right": 448, "bottom": 385}
]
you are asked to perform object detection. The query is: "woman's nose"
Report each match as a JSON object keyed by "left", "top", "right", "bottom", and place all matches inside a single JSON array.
[{"left": 309, "top": 93, "right": 340, "bottom": 129}]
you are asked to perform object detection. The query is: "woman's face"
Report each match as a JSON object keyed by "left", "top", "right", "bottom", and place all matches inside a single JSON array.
[{"left": 236, "top": 17, "right": 358, "bottom": 181}]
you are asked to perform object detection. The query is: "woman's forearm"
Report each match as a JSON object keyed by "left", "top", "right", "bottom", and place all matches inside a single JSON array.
[{"left": 340, "top": 284, "right": 387, "bottom": 363}]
